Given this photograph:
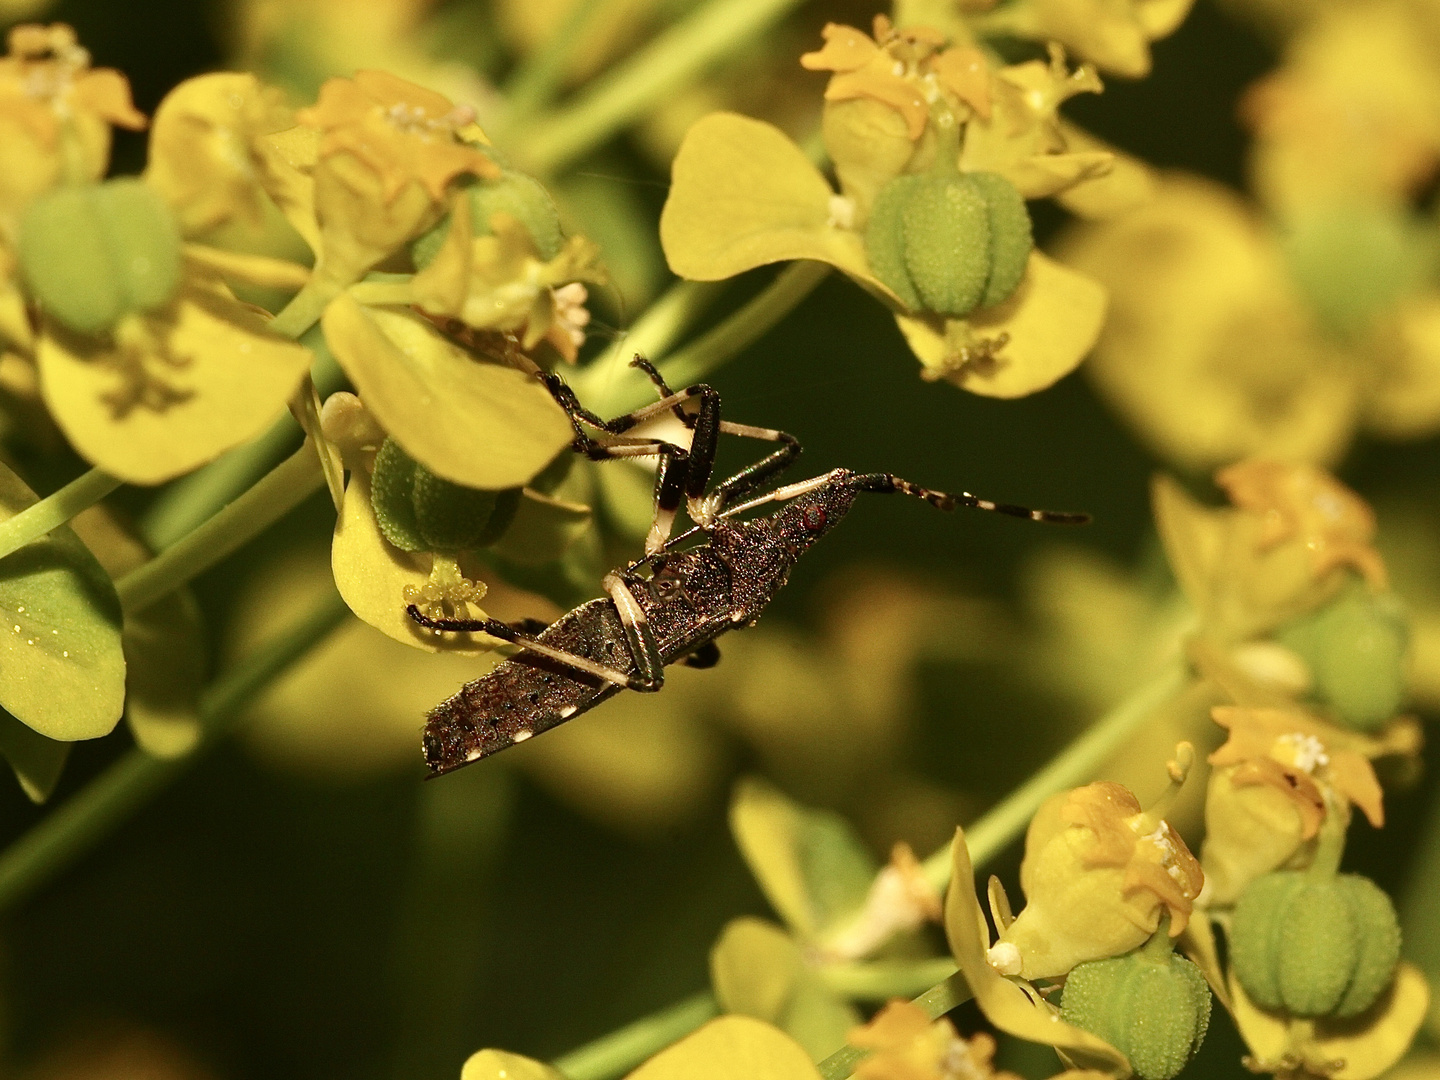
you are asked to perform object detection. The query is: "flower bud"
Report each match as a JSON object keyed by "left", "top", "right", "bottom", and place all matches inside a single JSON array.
[
  {"left": 18, "top": 178, "right": 183, "bottom": 334},
  {"left": 370, "top": 437, "right": 521, "bottom": 554},
  {"left": 414, "top": 169, "right": 564, "bottom": 269},
  {"left": 865, "top": 169, "right": 1032, "bottom": 318},
  {"left": 1229, "top": 870, "right": 1401, "bottom": 1019},
  {"left": 1277, "top": 584, "right": 1409, "bottom": 733},
  {"left": 1060, "top": 933, "right": 1212, "bottom": 1080}
]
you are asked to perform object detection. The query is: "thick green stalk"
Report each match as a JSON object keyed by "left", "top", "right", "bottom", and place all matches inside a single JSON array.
[
  {"left": 519, "top": 0, "right": 808, "bottom": 174},
  {"left": 0, "top": 467, "right": 122, "bottom": 562},
  {"left": 117, "top": 445, "right": 324, "bottom": 615},
  {"left": 0, "top": 590, "right": 349, "bottom": 913},
  {"left": 554, "top": 991, "right": 720, "bottom": 1080},
  {"left": 922, "top": 662, "right": 1190, "bottom": 893},
  {"left": 819, "top": 957, "right": 958, "bottom": 1000}
]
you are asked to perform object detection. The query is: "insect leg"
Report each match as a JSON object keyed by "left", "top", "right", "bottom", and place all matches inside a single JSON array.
[
  {"left": 406, "top": 606, "right": 657, "bottom": 690},
  {"left": 681, "top": 641, "right": 721, "bottom": 669},
  {"left": 718, "top": 470, "right": 846, "bottom": 519},
  {"left": 601, "top": 571, "right": 664, "bottom": 691},
  {"left": 696, "top": 421, "right": 802, "bottom": 520},
  {"left": 849, "top": 473, "right": 1089, "bottom": 523}
]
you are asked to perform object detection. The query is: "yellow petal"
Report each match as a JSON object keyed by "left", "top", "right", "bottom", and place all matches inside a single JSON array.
[
  {"left": 320, "top": 294, "right": 572, "bottom": 490},
  {"left": 897, "top": 252, "right": 1107, "bottom": 398},
  {"left": 660, "top": 112, "right": 901, "bottom": 305},
  {"left": 330, "top": 467, "right": 498, "bottom": 654},
  {"left": 623, "top": 1016, "right": 822, "bottom": 1080},
  {"left": 37, "top": 271, "right": 313, "bottom": 485},
  {"left": 254, "top": 126, "right": 322, "bottom": 256},
  {"left": 1364, "top": 293, "right": 1440, "bottom": 440},
  {"left": 1053, "top": 122, "right": 1157, "bottom": 218}
]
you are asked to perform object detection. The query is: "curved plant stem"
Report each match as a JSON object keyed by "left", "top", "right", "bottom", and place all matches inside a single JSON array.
[
  {"left": 269, "top": 273, "right": 342, "bottom": 340},
  {"left": 922, "top": 661, "right": 1190, "bottom": 893},
  {"left": 0, "top": 590, "right": 349, "bottom": 914},
  {"left": 553, "top": 991, "right": 720, "bottom": 1080},
  {"left": 659, "top": 262, "right": 831, "bottom": 390},
  {"left": 578, "top": 263, "right": 831, "bottom": 418},
  {"left": 520, "top": 0, "right": 808, "bottom": 174},
  {"left": 820, "top": 957, "right": 959, "bottom": 1000},
  {"left": 117, "top": 445, "right": 324, "bottom": 615},
  {"left": 0, "top": 468, "right": 122, "bottom": 562}
]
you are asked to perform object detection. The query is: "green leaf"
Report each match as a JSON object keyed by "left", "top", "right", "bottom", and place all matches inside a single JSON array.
[
  {"left": 624, "top": 1016, "right": 821, "bottom": 1080},
  {"left": 0, "top": 710, "right": 69, "bottom": 802},
  {"left": 729, "top": 777, "right": 877, "bottom": 940},
  {"left": 321, "top": 294, "right": 573, "bottom": 490},
  {"left": 0, "top": 462, "right": 126, "bottom": 741},
  {"left": 460, "top": 1049, "right": 565, "bottom": 1080}
]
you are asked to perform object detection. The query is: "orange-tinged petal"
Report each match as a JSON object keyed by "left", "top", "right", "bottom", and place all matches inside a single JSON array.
[
  {"left": 824, "top": 66, "right": 929, "bottom": 141},
  {"left": 799, "top": 23, "right": 879, "bottom": 73},
  {"left": 70, "top": 68, "right": 146, "bottom": 130},
  {"left": 932, "top": 47, "right": 991, "bottom": 120}
]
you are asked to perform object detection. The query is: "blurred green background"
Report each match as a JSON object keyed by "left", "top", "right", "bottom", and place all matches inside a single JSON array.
[{"left": 1, "top": 2, "right": 1436, "bottom": 1080}]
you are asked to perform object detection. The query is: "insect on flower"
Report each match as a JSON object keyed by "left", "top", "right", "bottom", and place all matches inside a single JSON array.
[{"left": 409, "top": 359, "right": 1088, "bottom": 775}]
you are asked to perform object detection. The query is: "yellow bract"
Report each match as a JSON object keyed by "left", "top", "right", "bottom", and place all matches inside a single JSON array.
[
  {"left": 849, "top": 1001, "right": 1019, "bottom": 1080},
  {"left": 37, "top": 266, "right": 312, "bottom": 484},
  {"left": 320, "top": 294, "right": 573, "bottom": 490},
  {"left": 973, "top": 0, "right": 1195, "bottom": 78}
]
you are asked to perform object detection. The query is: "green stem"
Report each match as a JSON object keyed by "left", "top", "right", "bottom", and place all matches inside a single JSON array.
[
  {"left": 815, "top": 972, "right": 973, "bottom": 1080},
  {"left": 519, "top": 0, "right": 808, "bottom": 174},
  {"left": 922, "top": 661, "right": 1190, "bottom": 894},
  {"left": 553, "top": 991, "right": 720, "bottom": 1080},
  {"left": 660, "top": 262, "right": 831, "bottom": 390},
  {"left": 0, "top": 468, "right": 122, "bottom": 562},
  {"left": 572, "top": 280, "right": 728, "bottom": 414},
  {"left": 269, "top": 273, "right": 342, "bottom": 340},
  {"left": 577, "top": 263, "right": 830, "bottom": 417},
  {"left": 495, "top": 0, "right": 608, "bottom": 127},
  {"left": 117, "top": 445, "right": 324, "bottom": 616},
  {"left": 819, "top": 957, "right": 958, "bottom": 1000},
  {"left": 0, "top": 590, "right": 349, "bottom": 914}
]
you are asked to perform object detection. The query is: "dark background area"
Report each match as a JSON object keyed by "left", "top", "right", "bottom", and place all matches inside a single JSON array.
[{"left": 0, "top": 3, "right": 1433, "bottom": 1080}]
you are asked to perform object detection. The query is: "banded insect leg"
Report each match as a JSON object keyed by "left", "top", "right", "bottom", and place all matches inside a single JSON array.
[
  {"left": 406, "top": 606, "right": 658, "bottom": 692},
  {"left": 848, "top": 473, "right": 1090, "bottom": 523}
]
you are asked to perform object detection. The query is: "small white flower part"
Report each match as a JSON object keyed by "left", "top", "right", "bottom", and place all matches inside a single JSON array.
[
  {"left": 827, "top": 194, "right": 856, "bottom": 231},
  {"left": 820, "top": 842, "right": 942, "bottom": 960},
  {"left": 551, "top": 282, "right": 591, "bottom": 352},
  {"left": 1230, "top": 641, "right": 1312, "bottom": 695},
  {"left": 987, "top": 940, "right": 1022, "bottom": 975},
  {"left": 1275, "top": 731, "right": 1330, "bottom": 773}
]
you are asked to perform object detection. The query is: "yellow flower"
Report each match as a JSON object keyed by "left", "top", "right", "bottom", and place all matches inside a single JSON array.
[
  {"left": 1061, "top": 174, "right": 1440, "bottom": 469},
  {"left": 0, "top": 23, "right": 146, "bottom": 224},
  {"left": 1152, "top": 462, "right": 1385, "bottom": 644},
  {"left": 987, "top": 761, "right": 1204, "bottom": 980},
  {"left": 410, "top": 194, "right": 605, "bottom": 363},
  {"left": 290, "top": 70, "right": 499, "bottom": 286},
  {"left": 660, "top": 110, "right": 1106, "bottom": 399}
]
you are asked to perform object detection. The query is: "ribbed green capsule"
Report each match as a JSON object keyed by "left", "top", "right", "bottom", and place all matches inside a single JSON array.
[
  {"left": 1061, "top": 943, "right": 1212, "bottom": 1080},
  {"left": 1230, "top": 871, "right": 1400, "bottom": 1018},
  {"left": 18, "top": 178, "right": 184, "bottom": 335},
  {"left": 413, "top": 169, "right": 565, "bottom": 268},
  {"left": 370, "top": 438, "right": 522, "bottom": 554},
  {"left": 1277, "top": 584, "right": 1409, "bottom": 733},
  {"left": 864, "top": 170, "right": 1032, "bottom": 318}
]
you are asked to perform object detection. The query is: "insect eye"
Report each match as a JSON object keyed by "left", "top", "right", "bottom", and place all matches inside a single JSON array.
[{"left": 801, "top": 506, "right": 827, "bottom": 531}]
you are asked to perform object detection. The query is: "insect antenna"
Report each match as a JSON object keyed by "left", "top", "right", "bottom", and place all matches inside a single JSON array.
[{"left": 851, "top": 473, "right": 1089, "bottom": 524}]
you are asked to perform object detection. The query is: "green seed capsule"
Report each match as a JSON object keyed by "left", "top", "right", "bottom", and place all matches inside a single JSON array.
[
  {"left": 1230, "top": 871, "right": 1400, "bottom": 1018},
  {"left": 864, "top": 170, "right": 1032, "bottom": 319},
  {"left": 1277, "top": 584, "right": 1408, "bottom": 733},
  {"left": 1061, "top": 945, "right": 1212, "bottom": 1080},
  {"left": 370, "top": 438, "right": 522, "bottom": 554},
  {"left": 18, "top": 178, "right": 184, "bottom": 335},
  {"left": 412, "top": 169, "right": 565, "bottom": 268}
]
